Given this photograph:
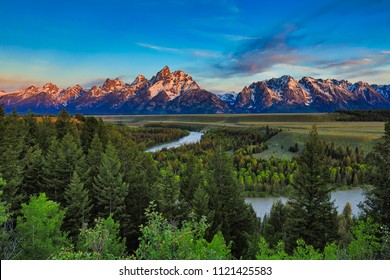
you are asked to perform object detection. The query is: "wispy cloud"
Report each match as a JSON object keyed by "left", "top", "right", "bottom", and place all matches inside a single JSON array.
[
  {"left": 80, "top": 78, "right": 108, "bottom": 89},
  {"left": 137, "top": 42, "right": 222, "bottom": 58},
  {"left": 223, "top": 34, "right": 259, "bottom": 41},
  {"left": 318, "top": 58, "right": 373, "bottom": 69},
  {"left": 212, "top": 25, "right": 307, "bottom": 76},
  {"left": 80, "top": 74, "right": 131, "bottom": 89},
  {"left": 0, "top": 76, "right": 44, "bottom": 91},
  {"left": 314, "top": 52, "right": 390, "bottom": 77},
  {"left": 137, "top": 43, "right": 182, "bottom": 53}
]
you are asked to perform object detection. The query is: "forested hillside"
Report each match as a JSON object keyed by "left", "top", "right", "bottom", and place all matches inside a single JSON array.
[{"left": 0, "top": 106, "right": 389, "bottom": 260}]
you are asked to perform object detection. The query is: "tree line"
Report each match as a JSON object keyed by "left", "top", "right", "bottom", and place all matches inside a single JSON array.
[{"left": 336, "top": 109, "right": 390, "bottom": 121}]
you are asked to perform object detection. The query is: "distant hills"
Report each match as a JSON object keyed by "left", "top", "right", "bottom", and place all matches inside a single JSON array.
[{"left": 1, "top": 66, "right": 390, "bottom": 114}]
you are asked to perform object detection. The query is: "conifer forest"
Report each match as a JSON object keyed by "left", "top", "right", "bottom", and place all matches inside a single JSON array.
[{"left": 0, "top": 107, "right": 389, "bottom": 260}]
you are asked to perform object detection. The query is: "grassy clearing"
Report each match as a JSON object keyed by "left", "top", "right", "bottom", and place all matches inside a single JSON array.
[
  {"left": 256, "top": 122, "right": 384, "bottom": 159},
  {"left": 99, "top": 113, "right": 337, "bottom": 126},
  {"left": 101, "top": 114, "right": 386, "bottom": 157}
]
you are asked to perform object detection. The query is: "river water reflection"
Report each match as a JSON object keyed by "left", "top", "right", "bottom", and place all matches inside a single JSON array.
[
  {"left": 246, "top": 188, "right": 364, "bottom": 218},
  {"left": 146, "top": 131, "right": 203, "bottom": 152}
]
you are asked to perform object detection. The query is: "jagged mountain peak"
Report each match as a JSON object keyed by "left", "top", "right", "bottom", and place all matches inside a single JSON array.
[
  {"left": 131, "top": 74, "right": 147, "bottom": 86},
  {"left": 101, "top": 78, "right": 125, "bottom": 92},
  {"left": 355, "top": 81, "right": 371, "bottom": 87},
  {"left": 235, "top": 75, "right": 389, "bottom": 112},
  {"left": 89, "top": 85, "right": 103, "bottom": 97},
  {"left": 42, "top": 82, "right": 60, "bottom": 95},
  {"left": 146, "top": 67, "right": 200, "bottom": 100},
  {"left": 63, "top": 84, "right": 84, "bottom": 92},
  {"left": 57, "top": 84, "right": 86, "bottom": 104},
  {"left": 265, "top": 75, "right": 296, "bottom": 91},
  {"left": 43, "top": 82, "right": 56, "bottom": 87},
  {"left": 26, "top": 85, "right": 39, "bottom": 92},
  {"left": 157, "top": 66, "right": 171, "bottom": 78},
  {"left": 300, "top": 76, "right": 317, "bottom": 84}
]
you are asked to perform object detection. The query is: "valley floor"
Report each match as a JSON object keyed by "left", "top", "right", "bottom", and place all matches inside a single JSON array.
[{"left": 101, "top": 113, "right": 386, "bottom": 156}]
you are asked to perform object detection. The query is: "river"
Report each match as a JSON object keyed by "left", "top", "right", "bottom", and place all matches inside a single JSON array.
[
  {"left": 145, "top": 131, "right": 203, "bottom": 152},
  {"left": 145, "top": 132, "right": 365, "bottom": 218},
  {"left": 246, "top": 187, "right": 364, "bottom": 218}
]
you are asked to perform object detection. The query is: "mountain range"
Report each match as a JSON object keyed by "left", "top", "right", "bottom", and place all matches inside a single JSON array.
[{"left": 1, "top": 66, "right": 390, "bottom": 114}]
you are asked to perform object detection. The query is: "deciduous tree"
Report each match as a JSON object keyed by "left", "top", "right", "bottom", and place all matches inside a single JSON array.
[{"left": 16, "top": 193, "right": 68, "bottom": 259}]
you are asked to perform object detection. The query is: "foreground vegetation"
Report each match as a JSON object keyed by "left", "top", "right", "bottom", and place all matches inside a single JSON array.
[{"left": 0, "top": 107, "right": 389, "bottom": 260}]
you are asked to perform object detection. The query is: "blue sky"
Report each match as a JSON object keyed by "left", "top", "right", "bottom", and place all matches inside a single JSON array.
[{"left": 1, "top": 0, "right": 389, "bottom": 91}]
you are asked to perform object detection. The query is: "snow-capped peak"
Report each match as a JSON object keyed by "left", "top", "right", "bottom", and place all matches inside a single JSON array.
[
  {"left": 101, "top": 78, "right": 125, "bottom": 92},
  {"left": 157, "top": 66, "right": 171, "bottom": 78},
  {"left": 146, "top": 68, "right": 200, "bottom": 100},
  {"left": 43, "top": 82, "right": 61, "bottom": 95},
  {"left": 265, "top": 75, "right": 294, "bottom": 94},
  {"left": 131, "top": 74, "right": 147, "bottom": 86}
]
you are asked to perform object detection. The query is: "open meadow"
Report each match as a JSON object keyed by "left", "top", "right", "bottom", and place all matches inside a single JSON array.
[{"left": 101, "top": 113, "right": 386, "bottom": 160}]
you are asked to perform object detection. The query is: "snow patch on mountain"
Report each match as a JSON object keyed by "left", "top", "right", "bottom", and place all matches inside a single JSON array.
[{"left": 213, "top": 91, "right": 238, "bottom": 105}]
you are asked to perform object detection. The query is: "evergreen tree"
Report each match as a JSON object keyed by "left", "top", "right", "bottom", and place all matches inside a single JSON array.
[
  {"left": 121, "top": 149, "right": 159, "bottom": 251},
  {"left": 0, "top": 144, "right": 24, "bottom": 213},
  {"left": 97, "top": 118, "right": 109, "bottom": 147},
  {"left": 0, "top": 177, "right": 8, "bottom": 226},
  {"left": 179, "top": 155, "right": 206, "bottom": 218},
  {"left": 336, "top": 172, "right": 342, "bottom": 187},
  {"left": 80, "top": 117, "right": 99, "bottom": 152},
  {"left": 16, "top": 193, "right": 68, "bottom": 259},
  {"left": 180, "top": 155, "right": 204, "bottom": 203},
  {"left": 87, "top": 134, "right": 103, "bottom": 187},
  {"left": 36, "top": 115, "right": 57, "bottom": 152},
  {"left": 158, "top": 165, "right": 180, "bottom": 222},
  {"left": 92, "top": 142, "right": 129, "bottom": 220},
  {"left": 42, "top": 137, "right": 62, "bottom": 201},
  {"left": 264, "top": 200, "right": 287, "bottom": 247},
  {"left": 24, "top": 110, "right": 39, "bottom": 146},
  {"left": 0, "top": 111, "right": 26, "bottom": 213},
  {"left": 338, "top": 202, "right": 353, "bottom": 248},
  {"left": 284, "top": 126, "right": 338, "bottom": 251},
  {"left": 55, "top": 108, "right": 74, "bottom": 139},
  {"left": 352, "top": 173, "right": 359, "bottom": 187},
  {"left": 57, "top": 133, "right": 89, "bottom": 188},
  {"left": 21, "top": 145, "right": 45, "bottom": 197},
  {"left": 192, "top": 184, "right": 213, "bottom": 221},
  {"left": 64, "top": 171, "right": 93, "bottom": 238},
  {"left": 43, "top": 133, "right": 88, "bottom": 204},
  {"left": 360, "top": 121, "right": 390, "bottom": 229},
  {"left": 0, "top": 104, "right": 5, "bottom": 118},
  {"left": 206, "top": 146, "right": 259, "bottom": 258}
]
